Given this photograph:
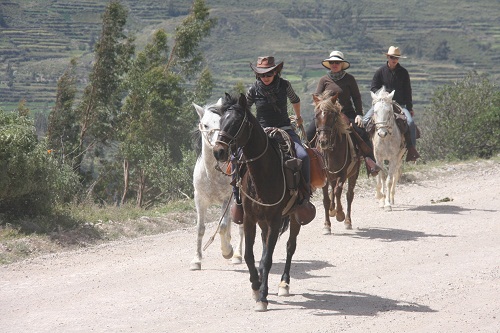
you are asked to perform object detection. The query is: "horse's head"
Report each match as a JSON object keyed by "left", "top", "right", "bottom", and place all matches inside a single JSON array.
[
  {"left": 312, "top": 91, "right": 348, "bottom": 151},
  {"left": 213, "top": 93, "right": 251, "bottom": 162},
  {"left": 371, "top": 86, "right": 395, "bottom": 138},
  {"left": 193, "top": 98, "right": 223, "bottom": 152}
]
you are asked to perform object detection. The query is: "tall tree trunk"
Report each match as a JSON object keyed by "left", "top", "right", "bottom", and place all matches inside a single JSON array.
[
  {"left": 121, "top": 158, "right": 129, "bottom": 206},
  {"left": 136, "top": 169, "right": 145, "bottom": 208}
]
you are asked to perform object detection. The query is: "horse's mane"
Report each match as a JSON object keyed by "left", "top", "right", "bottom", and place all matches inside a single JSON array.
[
  {"left": 314, "top": 90, "right": 350, "bottom": 135},
  {"left": 372, "top": 86, "right": 392, "bottom": 105}
]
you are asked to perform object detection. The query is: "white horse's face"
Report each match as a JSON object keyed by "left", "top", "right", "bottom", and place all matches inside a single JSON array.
[
  {"left": 374, "top": 101, "right": 393, "bottom": 138},
  {"left": 194, "top": 100, "right": 222, "bottom": 149},
  {"left": 372, "top": 88, "right": 395, "bottom": 138}
]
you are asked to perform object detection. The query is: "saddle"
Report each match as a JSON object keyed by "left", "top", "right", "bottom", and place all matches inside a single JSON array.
[{"left": 265, "top": 127, "right": 315, "bottom": 225}]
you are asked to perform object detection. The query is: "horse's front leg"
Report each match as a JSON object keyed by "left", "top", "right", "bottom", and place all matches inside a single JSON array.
[
  {"left": 279, "top": 217, "right": 301, "bottom": 296},
  {"left": 384, "top": 166, "right": 394, "bottom": 211},
  {"left": 190, "top": 198, "right": 206, "bottom": 270},
  {"left": 322, "top": 183, "right": 332, "bottom": 235},
  {"left": 334, "top": 179, "right": 346, "bottom": 222},
  {"left": 255, "top": 223, "right": 280, "bottom": 312},
  {"left": 244, "top": 222, "right": 260, "bottom": 303},
  {"left": 376, "top": 171, "right": 387, "bottom": 209},
  {"left": 344, "top": 175, "right": 358, "bottom": 230},
  {"left": 218, "top": 199, "right": 234, "bottom": 260}
]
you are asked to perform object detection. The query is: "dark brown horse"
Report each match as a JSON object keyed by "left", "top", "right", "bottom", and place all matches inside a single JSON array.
[
  {"left": 312, "top": 92, "right": 361, "bottom": 234},
  {"left": 212, "top": 93, "right": 304, "bottom": 312}
]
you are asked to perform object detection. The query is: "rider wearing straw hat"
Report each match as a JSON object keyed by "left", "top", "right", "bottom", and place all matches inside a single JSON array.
[
  {"left": 362, "top": 46, "right": 420, "bottom": 162},
  {"left": 306, "top": 50, "right": 382, "bottom": 176}
]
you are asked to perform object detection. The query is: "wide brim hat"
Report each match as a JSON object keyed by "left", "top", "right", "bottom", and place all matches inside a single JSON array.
[
  {"left": 250, "top": 56, "right": 284, "bottom": 74},
  {"left": 321, "top": 51, "right": 350, "bottom": 70},
  {"left": 386, "top": 46, "right": 407, "bottom": 58}
]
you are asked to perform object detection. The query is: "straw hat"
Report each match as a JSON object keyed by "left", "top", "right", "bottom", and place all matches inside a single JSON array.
[
  {"left": 386, "top": 46, "right": 407, "bottom": 58},
  {"left": 321, "top": 51, "right": 350, "bottom": 70}
]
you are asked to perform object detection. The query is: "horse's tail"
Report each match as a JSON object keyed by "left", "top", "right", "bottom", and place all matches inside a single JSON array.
[{"left": 279, "top": 216, "right": 290, "bottom": 237}]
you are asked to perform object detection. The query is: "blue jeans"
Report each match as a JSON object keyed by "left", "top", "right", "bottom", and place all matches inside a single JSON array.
[
  {"left": 363, "top": 105, "right": 417, "bottom": 147},
  {"left": 286, "top": 129, "right": 310, "bottom": 185}
]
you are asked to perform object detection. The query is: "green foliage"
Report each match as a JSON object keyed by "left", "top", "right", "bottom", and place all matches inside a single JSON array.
[
  {"left": 47, "top": 58, "right": 79, "bottom": 164},
  {"left": 116, "top": 1, "right": 215, "bottom": 207},
  {"left": 0, "top": 109, "right": 80, "bottom": 216},
  {"left": 171, "top": 0, "right": 217, "bottom": 78},
  {"left": 419, "top": 71, "right": 500, "bottom": 160},
  {"left": 73, "top": 0, "right": 135, "bottom": 173}
]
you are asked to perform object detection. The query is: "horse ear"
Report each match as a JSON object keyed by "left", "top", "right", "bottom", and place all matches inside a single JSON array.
[
  {"left": 388, "top": 90, "right": 395, "bottom": 100},
  {"left": 312, "top": 94, "right": 320, "bottom": 105},
  {"left": 216, "top": 98, "right": 223, "bottom": 106},
  {"left": 330, "top": 92, "right": 339, "bottom": 103},
  {"left": 224, "top": 92, "right": 232, "bottom": 102},
  {"left": 238, "top": 93, "right": 247, "bottom": 109},
  {"left": 193, "top": 103, "right": 204, "bottom": 119}
]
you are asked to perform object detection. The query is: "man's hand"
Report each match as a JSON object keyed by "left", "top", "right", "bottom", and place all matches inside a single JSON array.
[
  {"left": 296, "top": 115, "right": 303, "bottom": 126},
  {"left": 410, "top": 110, "right": 415, "bottom": 117},
  {"left": 355, "top": 115, "right": 363, "bottom": 127}
]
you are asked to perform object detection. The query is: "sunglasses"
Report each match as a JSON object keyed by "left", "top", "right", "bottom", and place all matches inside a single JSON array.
[
  {"left": 389, "top": 56, "right": 399, "bottom": 60},
  {"left": 329, "top": 61, "right": 342, "bottom": 65},
  {"left": 257, "top": 72, "right": 275, "bottom": 78}
]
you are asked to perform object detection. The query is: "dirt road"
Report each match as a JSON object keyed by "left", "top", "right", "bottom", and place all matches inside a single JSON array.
[{"left": 1, "top": 161, "right": 499, "bottom": 333}]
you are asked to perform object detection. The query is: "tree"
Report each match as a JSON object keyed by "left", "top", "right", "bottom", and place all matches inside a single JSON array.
[
  {"left": 118, "top": 0, "right": 216, "bottom": 207},
  {"left": 73, "top": 0, "right": 134, "bottom": 175},
  {"left": 47, "top": 58, "right": 78, "bottom": 165}
]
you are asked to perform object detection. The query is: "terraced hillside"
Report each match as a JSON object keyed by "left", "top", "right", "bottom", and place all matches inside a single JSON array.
[{"left": 0, "top": 0, "right": 499, "bottom": 119}]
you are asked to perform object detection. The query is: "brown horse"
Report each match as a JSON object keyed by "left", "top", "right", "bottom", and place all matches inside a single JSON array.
[
  {"left": 312, "top": 92, "right": 361, "bottom": 234},
  {"left": 213, "top": 93, "right": 307, "bottom": 312}
]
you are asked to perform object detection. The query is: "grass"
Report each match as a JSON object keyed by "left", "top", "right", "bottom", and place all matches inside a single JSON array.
[
  {"left": 2, "top": 156, "right": 498, "bottom": 265},
  {"left": 0, "top": 199, "right": 197, "bottom": 265}
]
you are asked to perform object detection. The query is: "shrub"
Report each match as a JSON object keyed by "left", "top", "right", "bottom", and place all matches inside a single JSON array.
[
  {"left": 0, "top": 109, "right": 80, "bottom": 216},
  {"left": 419, "top": 71, "right": 500, "bottom": 160}
]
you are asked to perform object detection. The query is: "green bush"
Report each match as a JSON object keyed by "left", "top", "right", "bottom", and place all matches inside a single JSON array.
[
  {"left": 419, "top": 71, "right": 500, "bottom": 161},
  {"left": 0, "top": 109, "right": 80, "bottom": 216}
]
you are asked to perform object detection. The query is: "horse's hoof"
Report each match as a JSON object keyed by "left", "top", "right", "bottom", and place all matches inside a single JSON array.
[
  {"left": 344, "top": 223, "right": 352, "bottom": 230},
  {"left": 322, "top": 227, "right": 331, "bottom": 235},
  {"left": 328, "top": 209, "right": 336, "bottom": 217},
  {"left": 231, "top": 255, "right": 242, "bottom": 264},
  {"left": 254, "top": 301, "right": 268, "bottom": 312},
  {"left": 222, "top": 247, "right": 234, "bottom": 260},
  {"left": 278, "top": 281, "right": 290, "bottom": 297},
  {"left": 189, "top": 262, "right": 201, "bottom": 271},
  {"left": 336, "top": 212, "right": 345, "bottom": 222},
  {"left": 252, "top": 289, "right": 259, "bottom": 301},
  {"left": 384, "top": 205, "right": 392, "bottom": 212}
]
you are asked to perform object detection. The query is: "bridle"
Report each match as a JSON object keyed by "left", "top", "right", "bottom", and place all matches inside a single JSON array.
[
  {"left": 373, "top": 99, "right": 394, "bottom": 135},
  {"left": 216, "top": 106, "right": 286, "bottom": 207},
  {"left": 314, "top": 105, "right": 349, "bottom": 174},
  {"left": 216, "top": 107, "right": 269, "bottom": 164}
]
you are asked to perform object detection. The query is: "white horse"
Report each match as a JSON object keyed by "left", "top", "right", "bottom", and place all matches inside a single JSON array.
[
  {"left": 191, "top": 99, "right": 244, "bottom": 270},
  {"left": 370, "top": 87, "right": 406, "bottom": 211}
]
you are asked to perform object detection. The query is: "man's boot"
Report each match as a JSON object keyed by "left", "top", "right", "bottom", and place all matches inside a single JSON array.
[
  {"left": 365, "top": 156, "right": 382, "bottom": 177},
  {"left": 230, "top": 200, "right": 243, "bottom": 224},
  {"left": 406, "top": 146, "right": 420, "bottom": 162},
  {"left": 294, "top": 197, "right": 316, "bottom": 225}
]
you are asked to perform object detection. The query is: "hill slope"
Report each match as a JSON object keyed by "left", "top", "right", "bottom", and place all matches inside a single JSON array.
[{"left": 0, "top": 0, "right": 499, "bottom": 119}]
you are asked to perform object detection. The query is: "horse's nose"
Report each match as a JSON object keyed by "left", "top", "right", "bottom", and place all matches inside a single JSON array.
[
  {"left": 213, "top": 144, "right": 228, "bottom": 162},
  {"left": 377, "top": 130, "right": 388, "bottom": 138}
]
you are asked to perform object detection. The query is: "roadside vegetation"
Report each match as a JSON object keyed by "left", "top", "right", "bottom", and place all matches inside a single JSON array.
[{"left": 1, "top": 0, "right": 499, "bottom": 265}]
